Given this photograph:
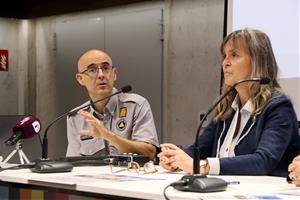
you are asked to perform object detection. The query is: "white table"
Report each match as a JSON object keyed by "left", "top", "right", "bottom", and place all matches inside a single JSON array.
[{"left": 0, "top": 165, "right": 299, "bottom": 199}]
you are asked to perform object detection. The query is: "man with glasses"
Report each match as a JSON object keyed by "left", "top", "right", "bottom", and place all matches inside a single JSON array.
[{"left": 66, "top": 49, "right": 159, "bottom": 160}]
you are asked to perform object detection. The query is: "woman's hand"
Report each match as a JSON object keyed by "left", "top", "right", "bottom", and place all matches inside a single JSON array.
[
  {"left": 288, "top": 155, "right": 300, "bottom": 186},
  {"left": 158, "top": 143, "right": 193, "bottom": 174}
]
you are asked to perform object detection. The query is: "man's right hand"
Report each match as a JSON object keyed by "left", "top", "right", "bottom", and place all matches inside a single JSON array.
[{"left": 77, "top": 110, "right": 114, "bottom": 141}]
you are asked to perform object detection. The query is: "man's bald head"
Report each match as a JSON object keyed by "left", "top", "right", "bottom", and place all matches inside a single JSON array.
[{"left": 78, "top": 49, "right": 113, "bottom": 72}]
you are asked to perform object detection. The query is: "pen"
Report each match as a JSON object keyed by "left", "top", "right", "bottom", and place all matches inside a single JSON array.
[{"left": 227, "top": 181, "right": 240, "bottom": 185}]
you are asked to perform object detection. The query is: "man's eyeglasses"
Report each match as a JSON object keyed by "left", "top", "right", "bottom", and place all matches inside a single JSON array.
[
  {"left": 110, "top": 161, "right": 157, "bottom": 175},
  {"left": 79, "top": 64, "right": 114, "bottom": 78}
]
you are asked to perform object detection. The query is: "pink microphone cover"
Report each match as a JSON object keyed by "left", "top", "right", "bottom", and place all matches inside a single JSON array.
[{"left": 12, "top": 116, "right": 41, "bottom": 139}]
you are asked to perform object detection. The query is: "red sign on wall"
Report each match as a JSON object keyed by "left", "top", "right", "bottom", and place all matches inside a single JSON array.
[{"left": 0, "top": 49, "right": 9, "bottom": 71}]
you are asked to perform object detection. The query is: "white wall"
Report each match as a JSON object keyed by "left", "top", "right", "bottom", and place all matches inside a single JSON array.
[{"left": 228, "top": 0, "right": 300, "bottom": 119}]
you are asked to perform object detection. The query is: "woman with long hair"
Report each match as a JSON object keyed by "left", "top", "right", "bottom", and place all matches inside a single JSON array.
[{"left": 159, "top": 29, "right": 299, "bottom": 177}]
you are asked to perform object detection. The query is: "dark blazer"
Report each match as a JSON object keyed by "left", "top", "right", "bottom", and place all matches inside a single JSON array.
[{"left": 185, "top": 93, "right": 300, "bottom": 177}]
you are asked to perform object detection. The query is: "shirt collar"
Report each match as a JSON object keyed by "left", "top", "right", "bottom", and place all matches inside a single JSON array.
[
  {"left": 89, "top": 87, "right": 118, "bottom": 117},
  {"left": 231, "top": 95, "right": 254, "bottom": 114}
]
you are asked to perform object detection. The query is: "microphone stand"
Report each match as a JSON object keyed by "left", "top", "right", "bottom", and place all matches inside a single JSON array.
[{"left": 3, "top": 140, "right": 31, "bottom": 165}]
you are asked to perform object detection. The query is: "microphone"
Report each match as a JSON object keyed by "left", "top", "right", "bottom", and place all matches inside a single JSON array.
[
  {"left": 4, "top": 116, "right": 41, "bottom": 146},
  {"left": 68, "top": 85, "right": 132, "bottom": 117},
  {"left": 40, "top": 85, "right": 132, "bottom": 160},
  {"left": 174, "top": 77, "right": 270, "bottom": 193}
]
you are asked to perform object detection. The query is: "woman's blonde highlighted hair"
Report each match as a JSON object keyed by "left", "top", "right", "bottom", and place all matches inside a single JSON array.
[{"left": 214, "top": 29, "right": 282, "bottom": 122}]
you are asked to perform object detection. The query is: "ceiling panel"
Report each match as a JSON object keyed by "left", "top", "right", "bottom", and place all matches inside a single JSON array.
[{"left": 0, "top": 0, "right": 150, "bottom": 19}]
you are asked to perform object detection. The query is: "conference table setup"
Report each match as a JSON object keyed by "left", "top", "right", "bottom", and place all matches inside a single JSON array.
[
  {"left": 0, "top": 161, "right": 299, "bottom": 200},
  {"left": 0, "top": 1, "right": 299, "bottom": 200}
]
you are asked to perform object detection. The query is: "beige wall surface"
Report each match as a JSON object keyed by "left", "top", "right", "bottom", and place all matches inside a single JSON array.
[
  {"left": 0, "top": 18, "right": 20, "bottom": 114},
  {"left": 164, "top": 0, "right": 223, "bottom": 146},
  {"left": 279, "top": 78, "right": 300, "bottom": 119}
]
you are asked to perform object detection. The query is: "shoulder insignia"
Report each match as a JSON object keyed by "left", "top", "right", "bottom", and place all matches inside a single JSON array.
[
  {"left": 119, "top": 107, "right": 127, "bottom": 118},
  {"left": 116, "top": 119, "right": 127, "bottom": 131}
]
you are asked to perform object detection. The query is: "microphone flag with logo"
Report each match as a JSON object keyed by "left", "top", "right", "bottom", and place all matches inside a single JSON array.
[{"left": 5, "top": 116, "right": 41, "bottom": 146}]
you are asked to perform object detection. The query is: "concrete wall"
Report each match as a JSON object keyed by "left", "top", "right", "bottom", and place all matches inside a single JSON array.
[
  {"left": 0, "top": 0, "right": 224, "bottom": 158},
  {"left": 0, "top": 18, "right": 20, "bottom": 114},
  {"left": 0, "top": 19, "right": 36, "bottom": 115},
  {"left": 35, "top": 17, "right": 59, "bottom": 157},
  {"left": 164, "top": 0, "right": 223, "bottom": 146}
]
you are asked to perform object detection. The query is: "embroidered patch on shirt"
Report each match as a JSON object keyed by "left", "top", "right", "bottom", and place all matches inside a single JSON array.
[
  {"left": 116, "top": 119, "right": 127, "bottom": 131},
  {"left": 119, "top": 107, "right": 127, "bottom": 118}
]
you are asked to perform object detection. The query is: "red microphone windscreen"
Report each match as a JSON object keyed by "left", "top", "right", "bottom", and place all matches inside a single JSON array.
[{"left": 12, "top": 116, "right": 41, "bottom": 139}]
